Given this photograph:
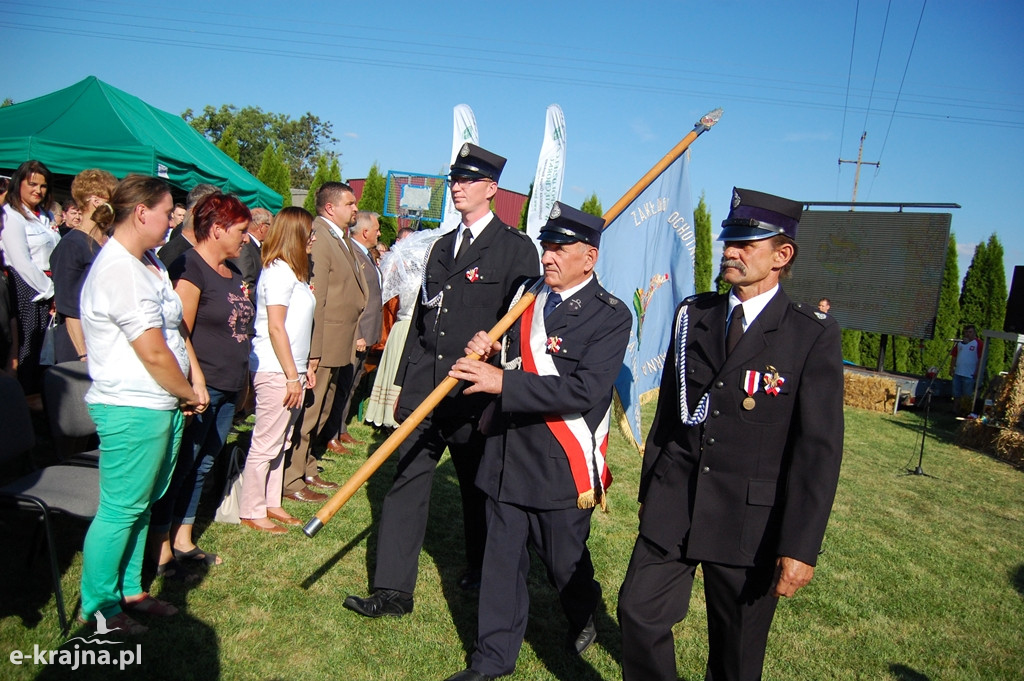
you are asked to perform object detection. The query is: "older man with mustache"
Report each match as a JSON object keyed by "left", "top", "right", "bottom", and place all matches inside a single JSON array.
[{"left": 618, "top": 187, "right": 845, "bottom": 681}]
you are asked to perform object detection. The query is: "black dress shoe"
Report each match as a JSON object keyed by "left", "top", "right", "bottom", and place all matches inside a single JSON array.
[
  {"left": 457, "top": 568, "right": 482, "bottom": 591},
  {"left": 444, "top": 670, "right": 491, "bottom": 681},
  {"left": 343, "top": 589, "right": 414, "bottom": 618},
  {"left": 567, "top": 616, "right": 596, "bottom": 656}
]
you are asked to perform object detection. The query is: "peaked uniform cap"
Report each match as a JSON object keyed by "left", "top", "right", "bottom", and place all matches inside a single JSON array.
[
  {"left": 449, "top": 143, "right": 506, "bottom": 182},
  {"left": 538, "top": 201, "right": 605, "bottom": 248},
  {"left": 718, "top": 187, "right": 803, "bottom": 242}
]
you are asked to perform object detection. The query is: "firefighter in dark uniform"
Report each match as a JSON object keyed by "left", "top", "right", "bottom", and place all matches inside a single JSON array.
[
  {"left": 442, "top": 202, "right": 632, "bottom": 681},
  {"left": 345, "top": 144, "right": 540, "bottom": 618},
  {"left": 618, "top": 187, "right": 845, "bottom": 681}
]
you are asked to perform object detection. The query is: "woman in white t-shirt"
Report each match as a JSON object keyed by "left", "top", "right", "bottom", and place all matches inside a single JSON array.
[
  {"left": 78, "top": 175, "right": 208, "bottom": 635},
  {"left": 240, "top": 207, "right": 318, "bottom": 532}
]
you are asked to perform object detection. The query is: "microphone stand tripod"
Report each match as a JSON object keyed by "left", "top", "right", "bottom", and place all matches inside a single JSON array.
[
  {"left": 906, "top": 339, "right": 957, "bottom": 478},
  {"left": 907, "top": 382, "right": 936, "bottom": 477}
]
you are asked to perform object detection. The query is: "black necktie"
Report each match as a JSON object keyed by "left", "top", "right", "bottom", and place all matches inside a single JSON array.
[
  {"left": 544, "top": 293, "right": 562, "bottom": 319},
  {"left": 726, "top": 304, "right": 745, "bottom": 355},
  {"left": 455, "top": 229, "right": 473, "bottom": 263}
]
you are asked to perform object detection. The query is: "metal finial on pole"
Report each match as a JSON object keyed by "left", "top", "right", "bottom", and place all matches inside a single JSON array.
[{"left": 602, "top": 108, "right": 723, "bottom": 225}]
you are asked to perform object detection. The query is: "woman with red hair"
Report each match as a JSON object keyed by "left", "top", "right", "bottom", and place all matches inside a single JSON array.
[{"left": 150, "top": 192, "right": 255, "bottom": 576}]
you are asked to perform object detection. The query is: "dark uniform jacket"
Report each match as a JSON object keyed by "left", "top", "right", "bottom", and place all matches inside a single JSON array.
[
  {"left": 476, "top": 277, "right": 632, "bottom": 510},
  {"left": 638, "top": 288, "right": 843, "bottom": 567},
  {"left": 395, "top": 215, "right": 539, "bottom": 420},
  {"left": 229, "top": 237, "right": 262, "bottom": 302}
]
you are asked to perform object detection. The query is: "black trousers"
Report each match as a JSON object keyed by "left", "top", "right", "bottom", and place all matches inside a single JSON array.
[
  {"left": 469, "top": 497, "right": 599, "bottom": 677},
  {"left": 372, "top": 413, "right": 488, "bottom": 594},
  {"left": 618, "top": 536, "right": 779, "bottom": 681}
]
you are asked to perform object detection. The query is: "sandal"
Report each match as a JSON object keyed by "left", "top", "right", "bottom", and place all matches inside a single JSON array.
[
  {"left": 172, "top": 546, "right": 222, "bottom": 566},
  {"left": 122, "top": 593, "right": 178, "bottom": 617},
  {"left": 155, "top": 559, "right": 200, "bottom": 583},
  {"left": 78, "top": 612, "right": 148, "bottom": 635}
]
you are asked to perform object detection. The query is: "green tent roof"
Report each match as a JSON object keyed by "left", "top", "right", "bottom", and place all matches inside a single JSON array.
[{"left": 0, "top": 76, "right": 282, "bottom": 211}]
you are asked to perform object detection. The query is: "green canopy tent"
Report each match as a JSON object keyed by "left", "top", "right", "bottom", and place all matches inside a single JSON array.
[{"left": 0, "top": 76, "right": 282, "bottom": 210}]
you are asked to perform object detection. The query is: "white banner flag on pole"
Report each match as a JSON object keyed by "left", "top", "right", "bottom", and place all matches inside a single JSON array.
[
  {"left": 525, "top": 104, "right": 567, "bottom": 248},
  {"left": 441, "top": 104, "right": 479, "bottom": 233}
]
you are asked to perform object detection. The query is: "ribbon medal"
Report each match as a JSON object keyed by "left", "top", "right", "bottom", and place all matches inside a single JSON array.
[
  {"left": 465, "top": 267, "right": 480, "bottom": 283},
  {"left": 742, "top": 370, "right": 761, "bottom": 410},
  {"left": 546, "top": 336, "right": 563, "bottom": 353},
  {"left": 762, "top": 365, "right": 785, "bottom": 395}
]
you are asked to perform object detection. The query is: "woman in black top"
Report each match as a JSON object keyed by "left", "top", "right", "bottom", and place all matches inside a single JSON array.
[
  {"left": 49, "top": 169, "right": 118, "bottom": 364},
  {"left": 149, "top": 192, "right": 255, "bottom": 575}
]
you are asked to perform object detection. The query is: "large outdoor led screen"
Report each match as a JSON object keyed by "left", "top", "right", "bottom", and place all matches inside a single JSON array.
[{"left": 784, "top": 211, "right": 952, "bottom": 339}]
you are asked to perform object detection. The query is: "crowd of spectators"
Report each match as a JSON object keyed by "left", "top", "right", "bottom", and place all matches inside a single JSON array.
[{"left": 0, "top": 160, "right": 407, "bottom": 633}]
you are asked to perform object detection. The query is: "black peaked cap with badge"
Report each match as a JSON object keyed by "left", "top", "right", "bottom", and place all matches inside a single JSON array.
[
  {"left": 449, "top": 143, "right": 506, "bottom": 182},
  {"left": 538, "top": 201, "right": 605, "bottom": 248},
  {"left": 718, "top": 187, "right": 803, "bottom": 242}
]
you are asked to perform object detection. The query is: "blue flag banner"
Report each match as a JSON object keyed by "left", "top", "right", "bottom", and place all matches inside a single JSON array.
[{"left": 594, "top": 151, "right": 696, "bottom": 449}]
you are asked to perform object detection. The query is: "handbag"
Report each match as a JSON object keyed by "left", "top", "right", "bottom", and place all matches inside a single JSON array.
[
  {"left": 39, "top": 313, "right": 57, "bottom": 366},
  {"left": 214, "top": 446, "right": 245, "bottom": 524}
]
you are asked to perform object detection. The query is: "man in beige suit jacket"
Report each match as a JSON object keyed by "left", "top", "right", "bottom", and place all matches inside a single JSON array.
[{"left": 283, "top": 182, "right": 368, "bottom": 501}]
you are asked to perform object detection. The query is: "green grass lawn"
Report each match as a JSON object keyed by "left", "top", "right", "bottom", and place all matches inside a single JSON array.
[{"left": 1, "top": 402, "right": 1022, "bottom": 680}]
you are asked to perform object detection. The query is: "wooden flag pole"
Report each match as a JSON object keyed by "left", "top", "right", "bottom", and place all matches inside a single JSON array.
[
  {"left": 601, "top": 108, "right": 722, "bottom": 225},
  {"left": 304, "top": 290, "right": 538, "bottom": 537},
  {"left": 303, "top": 107, "right": 722, "bottom": 538}
]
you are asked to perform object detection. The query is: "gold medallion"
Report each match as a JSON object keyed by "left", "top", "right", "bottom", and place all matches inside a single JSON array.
[{"left": 742, "top": 396, "right": 756, "bottom": 410}]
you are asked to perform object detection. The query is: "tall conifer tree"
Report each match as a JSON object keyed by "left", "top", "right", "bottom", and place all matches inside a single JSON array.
[
  {"left": 923, "top": 233, "right": 961, "bottom": 377},
  {"left": 358, "top": 162, "right": 396, "bottom": 245},
  {"left": 693, "top": 192, "right": 712, "bottom": 293}
]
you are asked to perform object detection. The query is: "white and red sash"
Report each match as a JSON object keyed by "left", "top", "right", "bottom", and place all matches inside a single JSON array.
[{"left": 518, "top": 287, "right": 612, "bottom": 510}]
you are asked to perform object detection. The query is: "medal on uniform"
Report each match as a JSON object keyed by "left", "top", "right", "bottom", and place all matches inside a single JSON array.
[
  {"left": 546, "top": 336, "right": 563, "bottom": 353},
  {"left": 465, "top": 266, "right": 480, "bottom": 283},
  {"left": 763, "top": 365, "right": 785, "bottom": 395},
  {"left": 742, "top": 370, "right": 761, "bottom": 410}
]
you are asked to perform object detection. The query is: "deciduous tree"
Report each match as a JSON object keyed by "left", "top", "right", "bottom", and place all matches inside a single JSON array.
[{"left": 183, "top": 104, "right": 338, "bottom": 188}]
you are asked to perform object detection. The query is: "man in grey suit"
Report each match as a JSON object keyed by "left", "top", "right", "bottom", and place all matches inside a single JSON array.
[
  {"left": 283, "top": 182, "right": 367, "bottom": 502},
  {"left": 230, "top": 206, "right": 272, "bottom": 302},
  {"left": 324, "top": 210, "right": 383, "bottom": 450}
]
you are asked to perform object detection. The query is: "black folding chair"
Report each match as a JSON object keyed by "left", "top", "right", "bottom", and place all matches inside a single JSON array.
[
  {"left": 43, "top": 361, "right": 100, "bottom": 466},
  {"left": 0, "top": 374, "right": 99, "bottom": 633}
]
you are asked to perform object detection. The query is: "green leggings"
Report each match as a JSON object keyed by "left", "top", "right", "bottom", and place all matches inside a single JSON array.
[{"left": 80, "top": 404, "right": 183, "bottom": 621}]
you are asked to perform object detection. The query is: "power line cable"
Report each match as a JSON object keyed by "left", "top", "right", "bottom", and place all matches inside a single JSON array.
[
  {"left": 866, "top": 0, "right": 928, "bottom": 200},
  {"left": 838, "top": 0, "right": 861, "bottom": 200}
]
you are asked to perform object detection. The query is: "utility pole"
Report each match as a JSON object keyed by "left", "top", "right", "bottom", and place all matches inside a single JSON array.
[
  {"left": 838, "top": 131, "right": 881, "bottom": 208},
  {"left": 838, "top": 131, "right": 886, "bottom": 370}
]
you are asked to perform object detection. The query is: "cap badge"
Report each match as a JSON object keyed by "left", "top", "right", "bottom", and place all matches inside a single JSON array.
[
  {"left": 549, "top": 203, "right": 562, "bottom": 219},
  {"left": 465, "top": 266, "right": 480, "bottom": 283},
  {"left": 732, "top": 189, "right": 741, "bottom": 209},
  {"left": 460, "top": 143, "right": 470, "bottom": 157},
  {"left": 546, "top": 336, "right": 563, "bottom": 353}
]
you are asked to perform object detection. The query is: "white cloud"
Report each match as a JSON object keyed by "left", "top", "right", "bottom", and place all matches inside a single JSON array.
[{"left": 344, "top": 132, "right": 358, "bottom": 139}]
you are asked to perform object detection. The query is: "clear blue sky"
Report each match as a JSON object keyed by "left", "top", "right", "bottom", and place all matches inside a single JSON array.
[{"left": 3, "top": 0, "right": 1022, "bottom": 287}]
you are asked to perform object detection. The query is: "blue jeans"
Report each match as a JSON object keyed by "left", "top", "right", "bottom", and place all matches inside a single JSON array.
[
  {"left": 151, "top": 387, "right": 238, "bottom": 531},
  {"left": 952, "top": 374, "right": 974, "bottom": 399}
]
